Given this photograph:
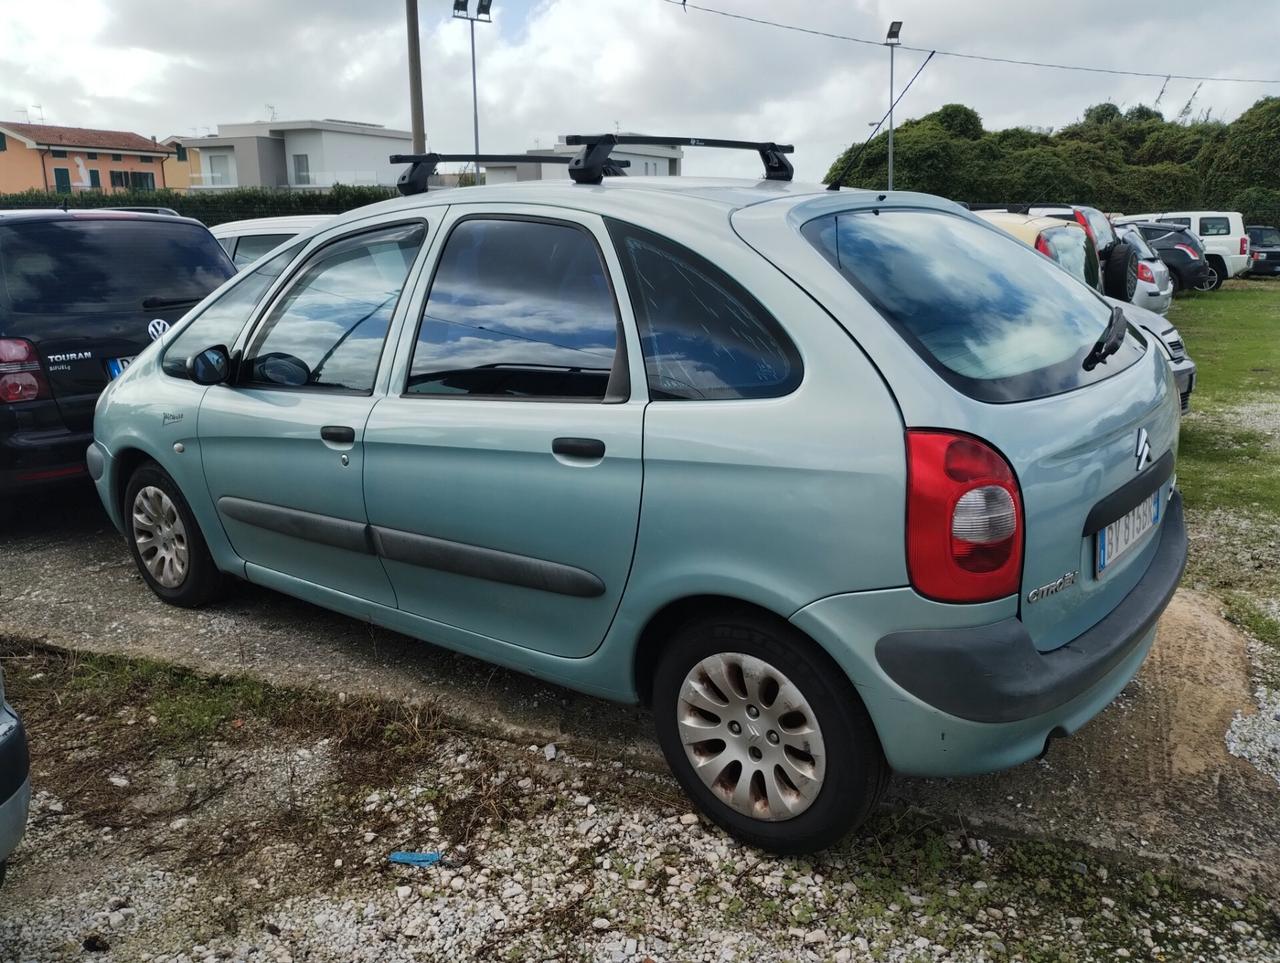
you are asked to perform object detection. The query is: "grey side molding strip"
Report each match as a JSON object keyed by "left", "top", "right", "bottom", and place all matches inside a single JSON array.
[
  {"left": 217, "top": 496, "right": 374, "bottom": 555},
  {"left": 371, "top": 526, "right": 605, "bottom": 598}
]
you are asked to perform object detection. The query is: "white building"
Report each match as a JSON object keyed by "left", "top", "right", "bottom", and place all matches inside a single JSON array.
[
  {"left": 190, "top": 119, "right": 412, "bottom": 190},
  {"left": 481, "top": 136, "right": 683, "bottom": 185}
]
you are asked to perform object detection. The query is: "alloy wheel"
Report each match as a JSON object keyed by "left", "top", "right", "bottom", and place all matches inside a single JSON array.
[
  {"left": 676, "top": 652, "right": 826, "bottom": 821},
  {"left": 132, "top": 486, "right": 189, "bottom": 588}
]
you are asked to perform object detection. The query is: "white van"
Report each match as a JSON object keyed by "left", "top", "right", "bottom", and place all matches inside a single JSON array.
[{"left": 1115, "top": 211, "right": 1249, "bottom": 290}]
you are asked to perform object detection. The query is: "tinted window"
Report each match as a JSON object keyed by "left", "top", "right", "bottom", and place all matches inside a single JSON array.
[
  {"left": 407, "top": 218, "right": 620, "bottom": 400},
  {"left": 1041, "top": 226, "right": 1100, "bottom": 290},
  {"left": 162, "top": 243, "right": 303, "bottom": 377},
  {"left": 0, "top": 219, "right": 234, "bottom": 314},
  {"left": 1250, "top": 227, "right": 1280, "bottom": 247},
  {"left": 607, "top": 220, "right": 802, "bottom": 400},
  {"left": 1199, "top": 216, "right": 1230, "bottom": 236},
  {"left": 233, "top": 233, "right": 293, "bottom": 267},
  {"left": 242, "top": 223, "right": 424, "bottom": 393},
  {"left": 803, "top": 209, "right": 1145, "bottom": 403},
  {"left": 1082, "top": 209, "right": 1115, "bottom": 247}
]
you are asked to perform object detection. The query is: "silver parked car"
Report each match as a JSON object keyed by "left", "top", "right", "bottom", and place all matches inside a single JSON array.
[
  {"left": 1116, "top": 224, "right": 1172, "bottom": 315},
  {"left": 0, "top": 664, "right": 30, "bottom": 884}
]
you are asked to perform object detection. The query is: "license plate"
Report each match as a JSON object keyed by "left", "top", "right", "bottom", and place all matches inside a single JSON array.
[
  {"left": 1258, "top": 253, "right": 1267, "bottom": 260},
  {"left": 106, "top": 356, "right": 136, "bottom": 379},
  {"left": 1096, "top": 489, "right": 1161, "bottom": 575}
]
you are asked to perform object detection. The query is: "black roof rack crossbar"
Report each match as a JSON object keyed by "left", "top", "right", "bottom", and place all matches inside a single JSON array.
[
  {"left": 389, "top": 152, "right": 573, "bottom": 196},
  {"left": 563, "top": 134, "right": 794, "bottom": 185}
]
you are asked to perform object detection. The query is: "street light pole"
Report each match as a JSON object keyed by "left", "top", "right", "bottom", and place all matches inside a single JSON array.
[
  {"left": 454, "top": 1, "right": 492, "bottom": 182},
  {"left": 405, "top": 0, "right": 425, "bottom": 154},
  {"left": 885, "top": 20, "right": 902, "bottom": 191}
]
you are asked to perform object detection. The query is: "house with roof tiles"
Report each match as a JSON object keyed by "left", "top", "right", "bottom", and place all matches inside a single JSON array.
[{"left": 0, "top": 122, "right": 172, "bottom": 195}]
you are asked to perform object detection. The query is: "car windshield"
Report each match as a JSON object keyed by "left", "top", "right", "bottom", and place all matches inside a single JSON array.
[
  {"left": 0, "top": 218, "right": 234, "bottom": 314},
  {"left": 802, "top": 208, "right": 1145, "bottom": 403}
]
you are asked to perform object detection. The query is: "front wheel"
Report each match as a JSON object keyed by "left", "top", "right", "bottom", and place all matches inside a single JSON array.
[
  {"left": 652, "top": 611, "right": 888, "bottom": 854},
  {"left": 124, "top": 461, "right": 223, "bottom": 607}
]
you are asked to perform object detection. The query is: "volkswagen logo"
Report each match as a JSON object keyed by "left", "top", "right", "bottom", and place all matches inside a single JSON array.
[
  {"left": 1135, "top": 428, "right": 1152, "bottom": 472},
  {"left": 147, "top": 318, "right": 171, "bottom": 341}
]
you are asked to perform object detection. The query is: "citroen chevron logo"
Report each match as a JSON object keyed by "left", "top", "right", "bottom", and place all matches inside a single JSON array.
[{"left": 1136, "top": 428, "right": 1152, "bottom": 472}]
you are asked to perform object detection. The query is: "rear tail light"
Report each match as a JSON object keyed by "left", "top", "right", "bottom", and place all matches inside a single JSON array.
[
  {"left": 1137, "top": 262, "right": 1155, "bottom": 283},
  {"left": 1241, "top": 236, "right": 1250, "bottom": 256},
  {"left": 906, "top": 430, "right": 1024, "bottom": 603},
  {"left": 0, "top": 338, "right": 50, "bottom": 404},
  {"left": 1174, "top": 243, "right": 1200, "bottom": 260},
  {"left": 1034, "top": 233, "right": 1053, "bottom": 258}
]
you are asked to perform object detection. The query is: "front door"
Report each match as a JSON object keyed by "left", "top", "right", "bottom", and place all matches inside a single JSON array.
[
  {"left": 199, "top": 220, "right": 428, "bottom": 605},
  {"left": 364, "top": 210, "right": 645, "bottom": 657}
]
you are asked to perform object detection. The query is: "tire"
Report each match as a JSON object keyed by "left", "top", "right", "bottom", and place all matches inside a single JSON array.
[
  {"left": 1103, "top": 240, "right": 1140, "bottom": 301},
  {"left": 123, "top": 461, "right": 223, "bottom": 607},
  {"left": 1167, "top": 270, "right": 1181, "bottom": 295},
  {"left": 651, "top": 610, "right": 889, "bottom": 854},
  {"left": 1199, "top": 257, "right": 1226, "bottom": 291}
]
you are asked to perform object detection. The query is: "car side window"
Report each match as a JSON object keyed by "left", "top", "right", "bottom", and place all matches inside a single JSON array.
[
  {"left": 1199, "top": 217, "right": 1230, "bottom": 236},
  {"left": 240, "top": 222, "right": 425, "bottom": 393},
  {"left": 161, "top": 241, "right": 304, "bottom": 378},
  {"left": 1084, "top": 209, "right": 1114, "bottom": 247},
  {"left": 406, "top": 217, "right": 623, "bottom": 401},
  {"left": 233, "top": 233, "right": 294, "bottom": 267},
  {"left": 606, "top": 218, "right": 802, "bottom": 401}
]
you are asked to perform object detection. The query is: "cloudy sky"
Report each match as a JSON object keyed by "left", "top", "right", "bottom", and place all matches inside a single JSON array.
[{"left": 2, "top": 0, "right": 1277, "bottom": 181}]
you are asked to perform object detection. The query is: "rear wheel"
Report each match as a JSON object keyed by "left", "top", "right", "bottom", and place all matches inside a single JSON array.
[
  {"left": 652, "top": 610, "right": 888, "bottom": 854},
  {"left": 1197, "top": 257, "right": 1225, "bottom": 291},
  {"left": 124, "top": 462, "right": 223, "bottom": 607}
]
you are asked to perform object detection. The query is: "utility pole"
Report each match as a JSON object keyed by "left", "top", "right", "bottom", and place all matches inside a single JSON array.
[
  {"left": 405, "top": 0, "right": 426, "bottom": 153},
  {"left": 453, "top": 1, "right": 493, "bottom": 178},
  {"left": 885, "top": 21, "right": 902, "bottom": 191}
]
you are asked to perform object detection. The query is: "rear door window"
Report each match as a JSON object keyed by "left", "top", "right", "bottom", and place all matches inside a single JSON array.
[
  {"left": 802, "top": 209, "right": 1146, "bottom": 403},
  {"left": 0, "top": 218, "right": 234, "bottom": 314},
  {"left": 1198, "top": 216, "right": 1230, "bottom": 236},
  {"left": 607, "top": 219, "right": 802, "bottom": 400}
]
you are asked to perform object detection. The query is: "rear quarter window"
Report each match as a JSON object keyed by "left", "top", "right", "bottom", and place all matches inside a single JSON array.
[
  {"left": 1199, "top": 217, "right": 1230, "bottom": 236},
  {"left": 802, "top": 209, "right": 1146, "bottom": 403}
]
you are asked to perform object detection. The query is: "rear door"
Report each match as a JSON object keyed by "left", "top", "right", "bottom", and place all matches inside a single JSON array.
[
  {"left": 199, "top": 219, "right": 429, "bottom": 604},
  {"left": 363, "top": 207, "right": 645, "bottom": 658},
  {"left": 0, "top": 216, "right": 235, "bottom": 431},
  {"left": 795, "top": 205, "right": 1177, "bottom": 653}
]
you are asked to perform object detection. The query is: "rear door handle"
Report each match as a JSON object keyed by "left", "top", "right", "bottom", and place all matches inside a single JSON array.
[
  {"left": 321, "top": 425, "right": 355, "bottom": 444},
  {"left": 552, "top": 437, "right": 605, "bottom": 459}
]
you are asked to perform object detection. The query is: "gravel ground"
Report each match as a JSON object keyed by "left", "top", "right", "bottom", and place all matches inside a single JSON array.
[{"left": 1, "top": 645, "right": 1277, "bottom": 963}]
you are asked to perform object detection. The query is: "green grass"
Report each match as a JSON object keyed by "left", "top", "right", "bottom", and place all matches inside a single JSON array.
[{"left": 1167, "top": 279, "right": 1280, "bottom": 656}]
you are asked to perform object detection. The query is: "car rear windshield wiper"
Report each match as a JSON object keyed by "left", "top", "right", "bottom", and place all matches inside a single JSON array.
[
  {"left": 1082, "top": 305, "right": 1127, "bottom": 371},
  {"left": 142, "top": 295, "right": 202, "bottom": 310}
]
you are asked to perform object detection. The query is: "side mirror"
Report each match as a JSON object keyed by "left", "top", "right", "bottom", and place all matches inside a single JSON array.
[{"left": 187, "top": 345, "right": 231, "bottom": 385}]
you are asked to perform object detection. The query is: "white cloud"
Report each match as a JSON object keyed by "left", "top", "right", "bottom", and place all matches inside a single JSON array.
[{"left": 1, "top": 0, "right": 1275, "bottom": 181}]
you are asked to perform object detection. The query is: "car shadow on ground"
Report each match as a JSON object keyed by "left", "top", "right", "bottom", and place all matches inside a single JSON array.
[{"left": 3, "top": 484, "right": 1278, "bottom": 897}]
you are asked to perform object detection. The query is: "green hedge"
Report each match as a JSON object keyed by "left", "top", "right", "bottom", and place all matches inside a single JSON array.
[{"left": 0, "top": 185, "right": 399, "bottom": 227}]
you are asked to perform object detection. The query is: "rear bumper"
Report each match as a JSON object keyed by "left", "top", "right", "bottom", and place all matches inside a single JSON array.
[
  {"left": 0, "top": 711, "right": 30, "bottom": 865},
  {"left": 1246, "top": 256, "right": 1280, "bottom": 276},
  {"left": 0, "top": 422, "right": 93, "bottom": 495},
  {"left": 1174, "top": 260, "right": 1211, "bottom": 288}
]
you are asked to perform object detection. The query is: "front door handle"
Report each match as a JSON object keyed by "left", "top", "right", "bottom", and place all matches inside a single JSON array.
[
  {"left": 552, "top": 437, "right": 605, "bottom": 459},
  {"left": 321, "top": 425, "right": 355, "bottom": 444}
]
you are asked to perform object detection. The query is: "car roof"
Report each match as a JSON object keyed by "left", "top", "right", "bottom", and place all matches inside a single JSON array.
[
  {"left": 973, "top": 210, "right": 1079, "bottom": 244},
  {"left": 210, "top": 214, "right": 337, "bottom": 236},
  {"left": 0, "top": 208, "right": 206, "bottom": 228}
]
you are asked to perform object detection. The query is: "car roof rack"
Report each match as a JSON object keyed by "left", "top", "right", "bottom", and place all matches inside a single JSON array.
[
  {"left": 389, "top": 153, "right": 573, "bottom": 196},
  {"left": 563, "top": 134, "right": 795, "bottom": 185}
]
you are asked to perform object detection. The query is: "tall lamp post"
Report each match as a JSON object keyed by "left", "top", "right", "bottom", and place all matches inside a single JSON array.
[
  {"left": 405, "top": 0, "right": 426, "bottom": 153},
  {"left": 885, "top": 20, "right": 902, "bottom": 191},
  {"left": 453, "top": 0, "right": 493, "bottom": 178}
]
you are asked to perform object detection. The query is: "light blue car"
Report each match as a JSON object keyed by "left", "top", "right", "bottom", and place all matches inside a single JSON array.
[{"left": 89, "top": 144, "right": 1186, "bottom": 853}]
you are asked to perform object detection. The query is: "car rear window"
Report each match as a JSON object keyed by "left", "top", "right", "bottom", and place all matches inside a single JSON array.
[
  {"left": 0, "top": 218, "right": 234, "bottom": 314},
  {"left": 1040, "top": 225, "right": 1101, "bottom": 289},
  {"left": 1120, "top": 228, "right": 1156, "bottom": 259},
  {"left": 1251, "top": 227, "right": 1280, "bottom": 247},
  {"left": 802, "top": 209, "right": 1146, "bottom": 403},
  {"left": 1198, "top": 216, "right": 1231, "bottom": 236}
]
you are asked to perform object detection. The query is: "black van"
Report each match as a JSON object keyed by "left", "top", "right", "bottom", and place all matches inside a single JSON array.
[{"left": 0, "top": 210, "right": 234, "bottom": 498}]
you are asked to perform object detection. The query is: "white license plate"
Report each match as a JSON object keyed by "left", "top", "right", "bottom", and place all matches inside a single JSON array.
[
  {"left": 1096, "top": 489, "right": 1161, "bottom": 575},
  {"left": 106, "top": 356, "right": 136, "bottom": 379}
]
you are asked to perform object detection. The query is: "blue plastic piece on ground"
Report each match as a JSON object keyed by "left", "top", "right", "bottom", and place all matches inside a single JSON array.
[{"left": 388, "top": 851, "right": 444, "bottom": 868}]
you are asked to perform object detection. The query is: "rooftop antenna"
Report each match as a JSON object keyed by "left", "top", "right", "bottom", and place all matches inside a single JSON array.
[
  {"left": 265, "top": 104, "right": 278, "bottom": 121},
  {"left": 31, "top": 104, "right": 44, "bottom": 123},
  {"left": 14, "top": 108, "right": 29, "bottom": 123}
]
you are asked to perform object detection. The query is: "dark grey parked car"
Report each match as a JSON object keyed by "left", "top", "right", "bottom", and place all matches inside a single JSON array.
[
  {"left": 0, "top": 664, "right": 30, "bottom": 885},
  {"left": 1247, "top": 225, "right": 1280, "bottom": 277}
]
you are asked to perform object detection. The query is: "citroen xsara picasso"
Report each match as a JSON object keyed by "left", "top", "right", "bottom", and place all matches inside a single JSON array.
[{"left": 89, "top": 138, "right": 1187, "bottom": 853}]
